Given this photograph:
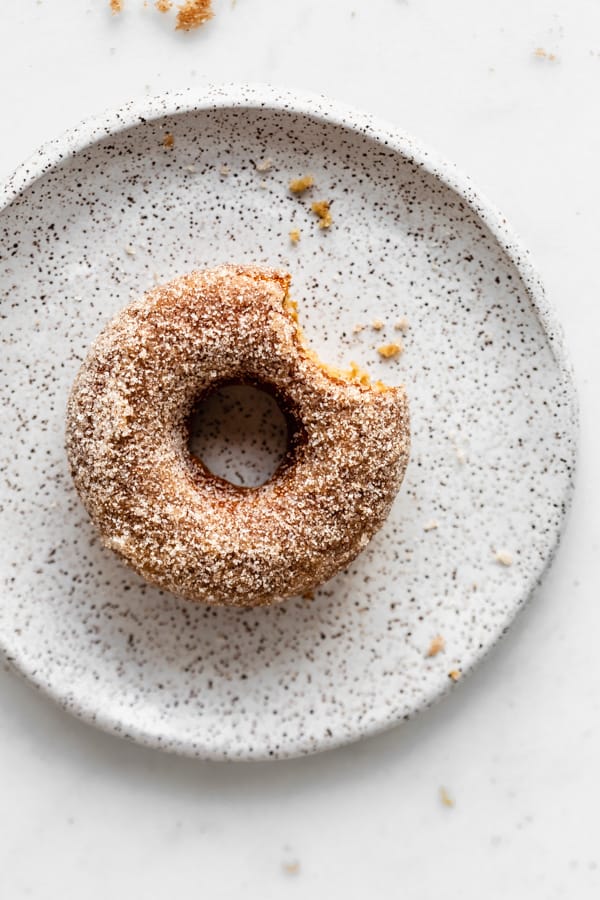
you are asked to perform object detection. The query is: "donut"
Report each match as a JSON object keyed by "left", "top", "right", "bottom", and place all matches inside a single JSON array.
[{"left": 65, "top": 265, "right": 410, "bottom": 607}]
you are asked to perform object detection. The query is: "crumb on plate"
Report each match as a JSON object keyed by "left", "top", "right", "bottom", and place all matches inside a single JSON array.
[
  {"left": 494, "top": 549, "right": 513, "bottom": 567},
  {"left": 311, "top": 200, "right": 332, "bottom": 229},
  {"left": 423, "top": 519, "right": 439, "bottom": 532},
  {"left": 124, "top": 245, "right": 136, "bottom": 257},
  {"left": 289, "top": 175, "right": 315, "bottom": 194},
  {"left": 162, "top": 132, "right": 175, "bottom": 148},
  {"left": 219, "top": 163, "right": 230, "bottom": 176},
  {"left": 289, "top": 229, "right": 301, "bottom": 245},
  {"left": 109, "top": 0, "right": 123, "bottom": 12},
  {"left": 254, "top": 158, "right": 273, "bottom": 172},
  {"left": 155, "top": 0, "right": 172, "bottom": 10},
  {"left": 352, "top": 323, "right": 365, "bottom": 334},
  {"left": 175, "top": 0, "right": 214, "bottom": 30},
  {"left": 426, "top": 635, "right": 445, "bottom": 658},
  {"left": 394, "top": 316, "right": 409, "bottom": 332},
  {"left": 377, "top": 342, "right": 403, "bottom": 359},
  {"left": 371, "top": 318, "right": 384, "bottom": 331},
  {"left": 448, "top": 669, "right": 462, "bottom": 682}
]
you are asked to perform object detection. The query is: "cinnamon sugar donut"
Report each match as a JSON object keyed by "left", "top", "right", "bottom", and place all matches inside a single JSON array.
[{"left": 65, "top": 265, "right": 410, "bottom": 607}]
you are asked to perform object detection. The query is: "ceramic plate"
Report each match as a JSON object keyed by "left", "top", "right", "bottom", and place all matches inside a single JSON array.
[{"left": 0, "top": 86, "right": 577, "bottom": 759}]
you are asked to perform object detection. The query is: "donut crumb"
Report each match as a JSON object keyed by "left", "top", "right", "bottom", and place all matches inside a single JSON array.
[
  {"left": 254, "top": 158, "right": 273, "bottom": 172},
  {"left": 109, "top": 0, "right": 123, "bottom": 12},
  {"left": 289, "top": 175, "right": 315, "bottom": 194},
  {"left": 448, "top": 669, "right": 462, "bottom": 682},
  {"left": 282, "top": 861, "right": 300, "bottom": 876},
  {"left": 289, "top": 229, "right": 301, "bottom": 245},
  {"left": 155, "top": 0, "right": 172, "bottom": 10},
  {"left": 162, "top": 132, "right": 175, "bottom": 148},
  {"left": 175, "top": 0, "right": 214, "bottom": 30},
  {"left": 371, "top": 318, "right": 384, "bottom": 331},
  {"left": 533, "top": 47, "right": 557, "bottom": 61},
  {"left": 377, "top": 342, "right": 403, "bottom": 359},
  {"left": 426, "top": 635, "right": 445, "bottom": 657},
  {"left": 439, "top": 787, "right": 454, "bottom": 808},
  {"left": 394, "top": 316, "right": 409, "bottom": 332},
  {"left": 311, "top": 200, "right": 332, "bottom": 229},
  {"left": 423, "top": 519, "right": 439, "bottom": 532}
]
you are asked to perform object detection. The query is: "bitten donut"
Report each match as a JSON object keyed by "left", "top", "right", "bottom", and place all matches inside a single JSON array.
[{"left": 65, "top": 265, "right": 410, "bottom": 607}]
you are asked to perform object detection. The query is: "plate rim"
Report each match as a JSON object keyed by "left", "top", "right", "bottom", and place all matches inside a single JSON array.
[{"left": 0, "top": 83, "right": 579, "bottom": 760}]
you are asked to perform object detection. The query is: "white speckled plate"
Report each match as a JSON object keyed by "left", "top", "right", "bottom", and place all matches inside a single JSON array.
[{"left": 0, "top": 86, "right": 577, "bottom": 760}]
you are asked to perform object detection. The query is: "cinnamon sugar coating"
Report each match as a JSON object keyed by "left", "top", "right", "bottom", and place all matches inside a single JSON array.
[{"left": 65, "top": 266, "right": 410, "bottom": 607}]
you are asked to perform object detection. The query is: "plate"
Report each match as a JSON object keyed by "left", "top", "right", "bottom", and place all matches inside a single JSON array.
[{"left": 0, "top": 86, "right": 577, "bottom": 759}]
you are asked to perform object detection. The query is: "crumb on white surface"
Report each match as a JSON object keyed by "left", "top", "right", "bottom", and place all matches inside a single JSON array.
[
  {"left": 439, "top": 787, "right": 454, "bottom": 808},
  {"left": 352, "top": 323, "right": 365, "bottom": 333},
  {"left": 175, "top": 0, "right": 214, "bottom": 31},
  {"left": 219, "top": 163, "right": 230, "bottom": 176},
  {"left": 394, "top": 316, "right": 409, "bottom": 332},
  {"left": 533, "top": 47, "right": 558, "bottom": 61},
  {"left": 124, "top": 245, "right": 136, "bottom": 257},
  {"left": 282, "top": 861, "right": 300, "bottom": 875},
  {"left": 423, "top": 519, "right": 439, "bottom": 532},
  {"left": 183, "top": 164, "right": 197, "bottom": 173},
  {"left": 289, "top": 229, "right": 301, "bottom": 245},
  {"left": 448, "top": 669, "right": 462, "bottom": 682}
]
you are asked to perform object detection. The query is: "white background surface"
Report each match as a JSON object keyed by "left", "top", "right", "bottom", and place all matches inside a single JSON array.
[{"left": 0, "top": 1, "right": 599, "bottom": 897}]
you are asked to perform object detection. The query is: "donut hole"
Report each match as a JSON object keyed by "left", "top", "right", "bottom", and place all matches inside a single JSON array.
[{"left": 187, "top": 384, "right": 292, "bottom": 488}]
